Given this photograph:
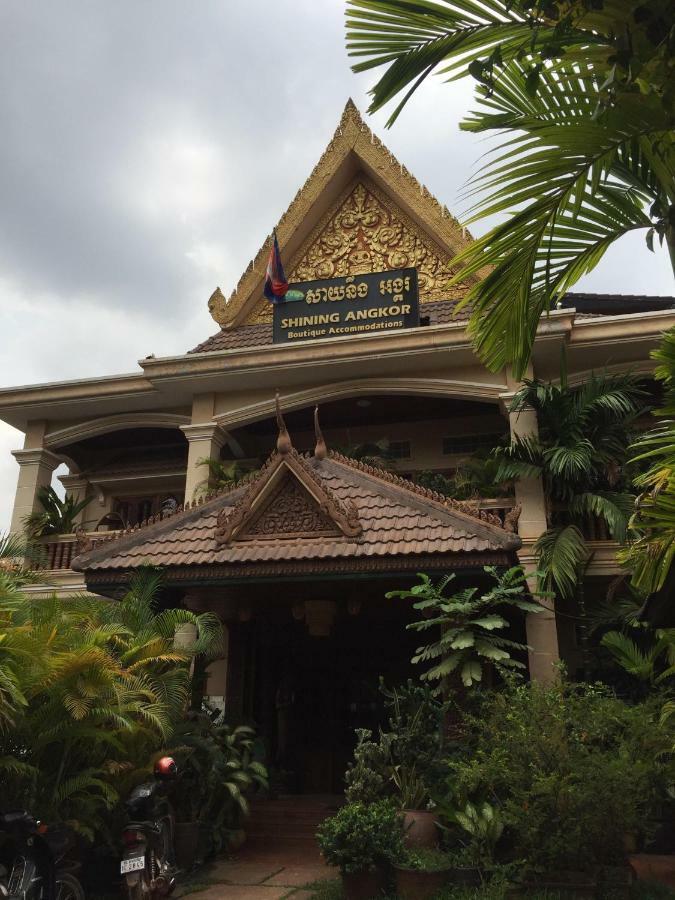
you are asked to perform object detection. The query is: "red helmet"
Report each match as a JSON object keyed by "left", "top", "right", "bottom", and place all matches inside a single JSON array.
[{"left": 154, "top": 756, "right": 177, "bottom": 780}]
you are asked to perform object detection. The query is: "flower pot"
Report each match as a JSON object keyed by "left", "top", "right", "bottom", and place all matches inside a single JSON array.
[
  {"left": 629, "top": 854, "right": 675, "bottom": 890},
  {"left": 174, "top": 821, "right": 200, "bottom": 871},
  {"left": 227, "top": 828, "right": 247, "bottom": 852},
  {"left": 623, "top": 831, "right": 639, "bottom": 854},
  {"left": 402, "top": 810, "right": 439, "bottom": 849},
  {"left": 341, "top": 867, "right": 388, "bottom": 900},
  {"left": 394, "top": 864, "right": 452, "bottom": 900}
]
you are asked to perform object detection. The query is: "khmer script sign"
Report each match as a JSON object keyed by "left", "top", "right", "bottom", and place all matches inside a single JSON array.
[{"left": 272, "top": 268, "right": 419, "bottom": 344}]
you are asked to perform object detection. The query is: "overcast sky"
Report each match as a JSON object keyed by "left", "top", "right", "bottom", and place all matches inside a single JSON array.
[{"left": 1, "top": 0, "right": 673, "bottom": 531}]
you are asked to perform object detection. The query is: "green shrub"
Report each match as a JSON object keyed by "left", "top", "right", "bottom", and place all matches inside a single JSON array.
[
  {"left": 0, "top": 566, "right": 222, "bottom": 841},
  {"left": 445, "top": 679, "right": 669, "bottom": 873},
  {"left": 344, "top": 728, "right": 392, "bottom": 805},
  {"left": 398, "top": 847, "right": 452, "bottom": 871},
  {"left": 316, "top": 800, "right": 405, "bottom": 874},
  {"left": 344, "top": 680, "right": 446, "bottom": 806}
]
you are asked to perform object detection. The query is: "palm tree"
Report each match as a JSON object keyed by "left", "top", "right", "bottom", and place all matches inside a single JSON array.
[
  {"left": 415, "top": 453, "right": 512, "bottom": 500},
  {"left": 346, "top": 0, "right": 674, "bottom": 378},
  {"left": 622, "top": 330, "right": 675, "bottom": 594},
  {"left": 0, "top": 568, "right": 222, "bottom": 839},
  {"left": 494, "top": 370, "right": 645, "bottom": 601},
  {"left": 23, "top": 485, "right": 93, "bottom": 537}
]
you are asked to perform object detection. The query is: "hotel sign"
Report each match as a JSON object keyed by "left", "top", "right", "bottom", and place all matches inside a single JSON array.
[{"left": 272, "top": 268, "right": 419, "bottom": 344}]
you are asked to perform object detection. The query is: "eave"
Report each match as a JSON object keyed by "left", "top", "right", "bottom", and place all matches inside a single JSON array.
[{"left": 0, "top": 307, "right": 673, "bottom": 432}]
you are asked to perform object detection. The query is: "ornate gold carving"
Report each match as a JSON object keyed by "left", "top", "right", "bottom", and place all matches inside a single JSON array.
[
  {"left": 248, "top": 180, "right": 467, "bottom": 325},
  {"left": 241, "top": 475, "right": 340, "bottom": 540},
  {"left": 209, "top": 100, "right": 476, "bottom": 328},
  {"left": 208, "top": 287, "right": 227, "bottom": 322}
]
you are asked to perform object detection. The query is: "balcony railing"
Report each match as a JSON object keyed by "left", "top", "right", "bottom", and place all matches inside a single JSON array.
[{"left": 36, "top": 532, "right": 119, "bottom": 571}]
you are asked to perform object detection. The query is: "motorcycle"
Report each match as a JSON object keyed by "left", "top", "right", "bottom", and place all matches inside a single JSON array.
[
  {"left": 0, "top": 810, "right": 84, "bottom": 900},
  {"left": 121, "top": 757, "right": 178, "bottom": 900}
]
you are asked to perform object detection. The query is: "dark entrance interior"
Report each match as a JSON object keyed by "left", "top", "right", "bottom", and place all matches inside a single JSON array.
[{"left": 225, "top": 580, "right": 421, "bottom": 794}]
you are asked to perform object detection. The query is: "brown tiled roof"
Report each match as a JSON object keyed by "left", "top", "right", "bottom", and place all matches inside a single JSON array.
[
  {"left": 73, "top": 449, "right": 519, "bottom": 583},
  {"left": 188, "top": 292, "right": 675, "bottom": 355}
]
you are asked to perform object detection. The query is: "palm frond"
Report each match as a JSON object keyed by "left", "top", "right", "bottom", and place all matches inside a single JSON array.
[{"left": 534, "top": 525, "right": 587, "bottom": 600}]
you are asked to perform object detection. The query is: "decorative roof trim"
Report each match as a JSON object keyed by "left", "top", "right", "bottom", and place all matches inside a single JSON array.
[{"left": 314, "top": 406, "right": 327, "bottom": 460}]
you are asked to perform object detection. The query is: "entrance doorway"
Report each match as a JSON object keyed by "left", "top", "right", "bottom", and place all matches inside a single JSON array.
[{"left": 227, "top": 584, "right": 421, "bottom": 794}]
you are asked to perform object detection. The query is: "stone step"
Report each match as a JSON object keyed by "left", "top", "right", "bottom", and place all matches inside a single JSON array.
[{"left": 246, "top": 795, "right": 341, "bottom": 843}]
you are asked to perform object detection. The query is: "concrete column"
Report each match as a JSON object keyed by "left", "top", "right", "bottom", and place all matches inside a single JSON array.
[
  {"left": 507, "top": 405, "right": 548, "bottom": 540},
  {"left": 181, "top": 393, "right": 229, "bottom": 502},
  {"left": 500, "top": 381, "right": 560, "bottom": 682},
  {"left": 180, "top": 423, "right": 227, "bottom": 502},
  {"left": 10, "top": 429, "right": 62, "bottom": 534},
  {"left": 205, "top": 626, "right": 230, "bottom": 716},
  {"left": 519, "top": 555, "right": 560, "bottom": 683},
  {"left": 58, "top": 474, "right": 91, "bottom": 528}
]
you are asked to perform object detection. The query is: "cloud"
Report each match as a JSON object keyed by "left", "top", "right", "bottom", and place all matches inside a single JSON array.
[{"left": 1, "top": 0, "right": 673, "bottom": 530}]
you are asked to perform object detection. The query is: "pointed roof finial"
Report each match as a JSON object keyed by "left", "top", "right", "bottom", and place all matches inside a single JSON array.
[
  {"left": 314, "top": 406, "right": 327, "bottom": 460},
  {"left": 275, "top": 391, "right": 292, "bottom": 455}
]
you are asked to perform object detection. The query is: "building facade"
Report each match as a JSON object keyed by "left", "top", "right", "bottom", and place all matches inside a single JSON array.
[{"left": 2, "top": 101, "right": 674, "bottom": 790}]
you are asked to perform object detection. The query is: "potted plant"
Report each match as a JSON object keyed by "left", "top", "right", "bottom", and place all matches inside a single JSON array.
[
  {"left": 171, "top": 714, "right": 268, "bottom": 866},
  {"left": 316, "top": 800, "right": 404, "bottom": 900},
  {"left": 393, "top": 848, "right": 453, "bottom": 900},
  {"left": 391, "top": 764, "right": 438, "bottom": 848},
  {"left": 444, "top": 801, "right": 503, "bottom": 886}
]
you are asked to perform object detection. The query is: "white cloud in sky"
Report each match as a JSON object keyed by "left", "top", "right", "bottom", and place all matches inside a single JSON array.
[{"left": 1, "top": 0, "right": 673, "bottom": 530}]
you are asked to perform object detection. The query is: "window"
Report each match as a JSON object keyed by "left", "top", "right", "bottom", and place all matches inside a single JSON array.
[
  {"left": 388, "top": 440, "right": 411, "bottom": 459},
  {"left": 442, "top": 433, "right": 504, "bottom": 456}
]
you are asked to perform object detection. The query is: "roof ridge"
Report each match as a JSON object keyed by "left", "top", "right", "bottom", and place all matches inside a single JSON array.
[{"left": 326, "top": 450, "right": 505, "bottom": 530}]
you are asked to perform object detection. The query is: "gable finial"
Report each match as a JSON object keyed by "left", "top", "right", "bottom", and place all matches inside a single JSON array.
[
  {"left": 275, "top": 391, "right": 292, "bottom": 455},
  {"left": 314, "top": 406, "right": 327, "bottom": 460}
]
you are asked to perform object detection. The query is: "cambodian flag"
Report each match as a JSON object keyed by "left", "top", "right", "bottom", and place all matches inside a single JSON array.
[{"left": 263, "top": 232, "right": 288, "bottom": 304}]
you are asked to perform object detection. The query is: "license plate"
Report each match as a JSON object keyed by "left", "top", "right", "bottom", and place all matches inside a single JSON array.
[{"left": 121, "top": 855, "right": 145, "bottom": 875}]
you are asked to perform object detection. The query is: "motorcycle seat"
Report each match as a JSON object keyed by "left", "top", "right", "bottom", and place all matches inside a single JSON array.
[
  {"left": 125, "top": 781, "right": 163, "bottom": 816},
  {"left": 0, "top": 811, "right": 36, "bottom": 833}
]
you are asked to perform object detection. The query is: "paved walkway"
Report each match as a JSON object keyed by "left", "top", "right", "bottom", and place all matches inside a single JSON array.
[{"left": 179, "top": 845, "right": 336, "bottom": 900}]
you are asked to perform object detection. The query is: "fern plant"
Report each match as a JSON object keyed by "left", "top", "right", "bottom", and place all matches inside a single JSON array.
[{"left": 387, "top": 566, "right": 541, "bottom": 691}]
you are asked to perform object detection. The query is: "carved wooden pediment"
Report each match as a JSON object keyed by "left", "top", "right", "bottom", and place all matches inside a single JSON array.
[
  {"left": 215, "top": 450, "right": 362, "bottom": 546},
  {"left": 236, "top": 472, "right": 342, "bottom": 541}
]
